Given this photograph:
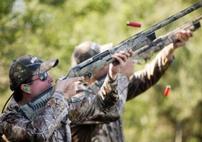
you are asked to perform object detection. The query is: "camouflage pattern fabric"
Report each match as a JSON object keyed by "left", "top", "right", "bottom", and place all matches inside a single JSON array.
[
  {"left": 0, "top": 73, "right": 118, "bottom": 142},
  {"left": 0, "top": 92, "right": 70, "bottom": 142},
  {"left": 71, "top": 44, "right": 175, "bottom": 142}
]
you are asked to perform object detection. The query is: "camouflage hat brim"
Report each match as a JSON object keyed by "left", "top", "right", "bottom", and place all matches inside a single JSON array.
[{"left": 34, "top": 59, "right": 59, "bottom": 74}]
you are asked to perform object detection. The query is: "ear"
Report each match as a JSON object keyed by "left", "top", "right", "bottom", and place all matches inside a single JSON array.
[{"left": 20, "top": 84, "right": 31, "bottom": 94}]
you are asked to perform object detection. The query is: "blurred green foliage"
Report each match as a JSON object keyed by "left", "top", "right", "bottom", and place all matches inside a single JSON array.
[{"left": 0, "top": 0, "right": 201, "bottom": 141}]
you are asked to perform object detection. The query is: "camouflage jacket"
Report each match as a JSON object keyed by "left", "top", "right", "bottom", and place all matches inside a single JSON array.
[
  {"left": 0, "top": 74, "right": 118, "bottom": 142},
  {"left": 71, "top": 45, "right": 175, "bottom": 142}
]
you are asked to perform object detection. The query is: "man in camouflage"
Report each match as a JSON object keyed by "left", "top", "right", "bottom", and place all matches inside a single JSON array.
[
  {"left": 0, "top": 51, "right": 131, "bottom": 142},
  {"left": 70, "top": 30, "right": 193, "bottom": 142}
]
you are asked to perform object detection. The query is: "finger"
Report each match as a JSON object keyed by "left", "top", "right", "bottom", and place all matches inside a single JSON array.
[
  {"left": 116, "top": 51, "right": 126, "bottom": 56},
  {"left": 176, "top": 32, "right": 187, "bottom": 42},
  {"left": 123, "top": 50, "right": 133, "bottom": 57},
  {"left": 116, "top": 55, "right": 125, "bottom": 64},
  {"left": 113, "top": 53, "right": 126, "bottom": 62},
  {"left": 183, "top": 31, "right": 191, "bottom": 40},
  {"left": 179, "top": 30, "right": 192, "bottom": 40},
  {"left": 123, "top": 50, "right": 133, "bottom": 58},
  {"left": 185, "top": 30, "right": 192, "bottom": 37},
  {"left": 122, "top": 52, "right": 131, "bottom": 58},
  {"left": 188, "top": 31, "right": 193, "bottom": 37},
  {"left": 117, "top": 53, "right": 128, "bottom": 62},
  {"left": 180, "top": 34, "right": 189, "bottom": 41},
  {"left": 128, "top": 49, "right": 133, "bottom": 57},
  {"left": 112, "top": 54, "right": 124, "bottom": 65}
]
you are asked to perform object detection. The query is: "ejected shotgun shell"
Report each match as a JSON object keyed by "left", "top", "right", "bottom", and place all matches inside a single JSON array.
[
  {"left": 127, "top": 21, "right": 142, "bottom": 28},
  {"left": 164, "top": 85, "right": 171, "bottom": 96}
]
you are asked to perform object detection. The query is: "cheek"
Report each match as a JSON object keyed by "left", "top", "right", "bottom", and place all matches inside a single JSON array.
[
  {"left": 30, "top": 81, "right": 50, "bottom": 95},
  {"left": 30, "top": 85, "right": 40, "bottom": 95}
]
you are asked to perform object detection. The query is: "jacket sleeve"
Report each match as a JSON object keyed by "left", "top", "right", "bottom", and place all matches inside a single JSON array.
[
  {"left": 127, "top": 44, "right": 175, "bottom": 101},
  {"left": 68, "top": 74, "right": 119, "bottom": 123},
  {"left": 0, "top": 92, "right": 69, "bottom": 142}
]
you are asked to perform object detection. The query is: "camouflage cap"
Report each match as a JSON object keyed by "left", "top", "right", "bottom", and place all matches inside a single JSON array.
[
  {"left": 71, "top": 41, "right": 113, "bottom": 66},
  {"left": 9, "top": 55, "right": 59, "bottom": 90}
]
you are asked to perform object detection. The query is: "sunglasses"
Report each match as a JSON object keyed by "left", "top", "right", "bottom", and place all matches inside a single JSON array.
[{"left": 31, "top": 72, "right": 48, "bottom": 82}]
